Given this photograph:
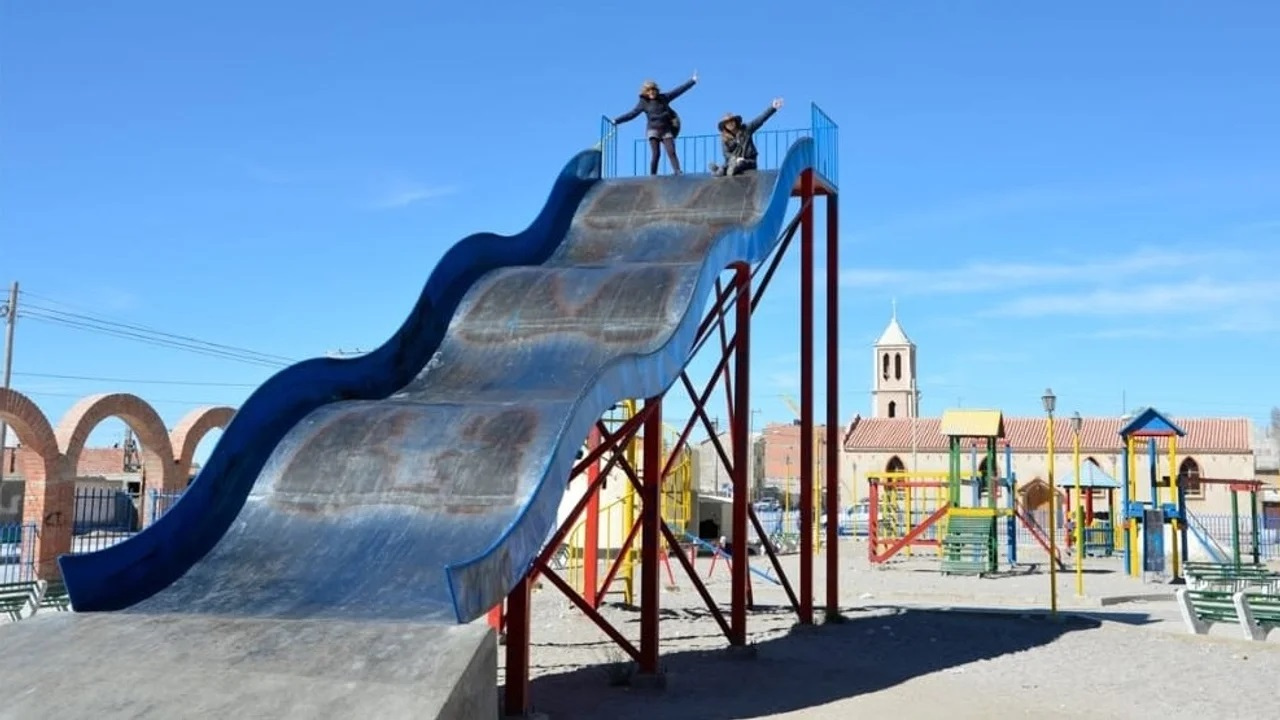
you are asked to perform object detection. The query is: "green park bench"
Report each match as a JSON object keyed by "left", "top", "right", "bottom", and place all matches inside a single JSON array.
[
  {"left": 1183, "top": 562, "right": 1280, "bottom": 594},
  {"left": 0, "top": 581, "right": 38, "bottom": 621},
  {"left": 939, "top": 513, "right": 996, "bottom": 576},
  {"left": 1176, "top": 588, "right": 1280, "bottom": 641}
]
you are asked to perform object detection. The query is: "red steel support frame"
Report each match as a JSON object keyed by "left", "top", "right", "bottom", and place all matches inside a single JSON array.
[
  {"left": 825, "top": 191, "right": 840, "bottom": 615},
  {"left": 798, "top": 169, "right": 816, "bottom": 625},
  {"left": 498, "top": 172, "right": 839, "bottom": 717},
  {"left": 583, "top": 426, "right": 601, "bottom": 603},
  {"left": 730, "top": 261, "right": 751, "bottom": 643}
]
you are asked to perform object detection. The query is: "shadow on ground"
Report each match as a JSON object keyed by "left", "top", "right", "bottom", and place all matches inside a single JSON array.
[{"left": 512, "top": 605, "right": 1149, "bottom": 719}]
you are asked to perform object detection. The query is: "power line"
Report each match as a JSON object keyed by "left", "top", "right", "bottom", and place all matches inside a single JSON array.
[
  {"left": 19, "top": 388, "right": 227, "bottom": 406},
  {"left": 18, "top": 289, "right": 296, "bottom": 364},
  {"left": 17, "top": 299, "right": 295, "bottom": 368},
  {"left": 13, "top": 371, "right": 258, "bottom": 388}
]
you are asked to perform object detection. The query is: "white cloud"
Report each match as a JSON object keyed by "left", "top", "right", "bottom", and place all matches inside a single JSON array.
[
  {"left": 986, "top": 278, "right": 1280, "bottom": 318},
  {"left": 369, "top": 183, "right": 456, "bottom": 209},
  {"left": 840, "top": 247, "right": 1226, "bottom": 294}
]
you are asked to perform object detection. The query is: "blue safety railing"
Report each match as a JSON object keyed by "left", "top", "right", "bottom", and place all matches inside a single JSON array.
[
  {"left": 0, "top": 522, "right": 37, "bottom": 583},
  {"left": 598, "top": 115, "right": 619, "bottom": 179},
  {"left": 810, "top": 103, "right": 839, "bottom": 188},
  {"left": 603, "top": 102, "right": 839, "bottom": 189}
]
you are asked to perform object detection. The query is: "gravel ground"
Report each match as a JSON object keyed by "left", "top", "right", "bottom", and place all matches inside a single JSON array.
[{"left": 505, "top": 539, "right": 1280, "bottom": 719}]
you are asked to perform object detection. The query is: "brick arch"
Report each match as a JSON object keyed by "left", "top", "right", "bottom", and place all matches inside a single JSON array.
[
  {"left": 1, "top": 388, "right": 68, "bottom": 580},
  {"left": 170, "top": 406, "right": 235, "bottom": 471},
  {"left": 0, "top": 387, "right": 59, "bottom": 461},
  {"left": 54, "top": 393, "right": 176, "bottom": 489}
]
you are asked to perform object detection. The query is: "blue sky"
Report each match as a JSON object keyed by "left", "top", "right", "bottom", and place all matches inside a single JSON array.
[{"left": 3, "top": 1, "right": 1279, "bottom": 465}]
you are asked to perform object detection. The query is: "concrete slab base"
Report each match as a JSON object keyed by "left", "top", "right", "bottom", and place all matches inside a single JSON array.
[{"left": 0, "top": 612, "right": 497, "bottom": 720}]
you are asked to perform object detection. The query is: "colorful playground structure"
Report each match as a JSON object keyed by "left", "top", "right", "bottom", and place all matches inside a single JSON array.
[
  {"left": 1117, "top": 406, "right": 1268, "bottom": 581},
  {"left": 866, "top": 409, "right": 1067, "bottom": 576}
]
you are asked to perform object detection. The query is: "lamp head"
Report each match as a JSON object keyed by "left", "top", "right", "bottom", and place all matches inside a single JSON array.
[
  {"left": 1071, "top": 411, "right": 1082, "bottom": 434},
  {"left": 1041, "top": 388, "right": 1056, "bottom": 414}
]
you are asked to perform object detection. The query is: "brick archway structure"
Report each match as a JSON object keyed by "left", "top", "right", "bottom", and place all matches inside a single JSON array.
[
  {"left": 170, "top": 406, "right": 235, "bottom": 485},
  {"left": 0, "top": 387, "right": 59, "bottom": 462},
  {"left": 1, "top": 388, "right": 67, "bottom": 579},
  {"left": 54, "top": 393, "right": 180, "bottom": 573},
  {"left": 55, "top": 393, "right": 177, "bottom": 479}
]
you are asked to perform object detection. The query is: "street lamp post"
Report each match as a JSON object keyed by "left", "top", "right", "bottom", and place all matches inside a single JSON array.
[
  {"left": 1042, "top": 388, "right": 1058, "bottom": 617},
  {"left": 1071, "top": 411, "right": 1084, "bottom": 597}
]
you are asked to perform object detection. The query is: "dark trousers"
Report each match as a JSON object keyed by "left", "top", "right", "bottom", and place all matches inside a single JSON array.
[{"left": 647, "top": 136, "right": 682, "bottom": 175}]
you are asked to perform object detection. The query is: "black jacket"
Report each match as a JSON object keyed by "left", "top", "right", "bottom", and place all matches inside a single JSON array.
[
  {"left": 720, "top": 105, "right": 778, "bottom": 164},
  {"left": 613, "top": 79, "right": 697, "bottom": 133}
]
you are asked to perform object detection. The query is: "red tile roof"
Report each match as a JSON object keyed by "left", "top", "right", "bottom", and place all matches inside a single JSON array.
[{"left": 843, "top": 415, "right": 1253, "bottom": 454}]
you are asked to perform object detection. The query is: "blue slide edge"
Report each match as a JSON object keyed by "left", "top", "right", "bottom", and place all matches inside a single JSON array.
[{"left": 58, "top": 150, "right": 605, "bottom": 612}]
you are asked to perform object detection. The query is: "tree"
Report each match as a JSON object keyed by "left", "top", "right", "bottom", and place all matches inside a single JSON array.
[{"left": 1271, "top": 406, "right": 1280, "bottom": 437}]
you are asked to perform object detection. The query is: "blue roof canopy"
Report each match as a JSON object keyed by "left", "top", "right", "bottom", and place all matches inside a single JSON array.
[
  {"left": 1059, "top": 459, "right": 1121, "bottom": 489},
  {"left": 1117, "top": 406, "right": 1186, "bottom": 439}
]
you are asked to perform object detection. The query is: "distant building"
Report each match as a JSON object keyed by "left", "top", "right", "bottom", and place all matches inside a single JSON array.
[{"left": 842, "top": 312, "right": 1265, "bottom": 519}]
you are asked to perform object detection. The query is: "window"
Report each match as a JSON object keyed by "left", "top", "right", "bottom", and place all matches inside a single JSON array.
[
  {"left": 886, "top": 456, "right": 905, "bottom": 473},
  {"left": 1178, "top": 457, "right": 1203, "bottom": 497},
  {"left": 882, "top": 353, "right": 890, "bottom": 380},
  {"left": 894, "top": 353, "right": 902, "bottom": 380},
  {"left": 887, "top": 401, "right": 897, "bottom": 418}
]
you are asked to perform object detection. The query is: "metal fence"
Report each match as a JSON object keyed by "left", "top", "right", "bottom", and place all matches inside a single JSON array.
[
  {"left": 0, "top": 522, "right": 36, "bottom": 583},
  {"left": 598, "top": 102, "right": 840, "bottom": 189},
  {"left": 72, "top": 487, "right": 142, "bottom": 555},
  {"left": 1192, "top": 512, "right": 1280, "bottom": 560},
  {"left": 148, "top": 489, "right": 185, "bottom": 525}
]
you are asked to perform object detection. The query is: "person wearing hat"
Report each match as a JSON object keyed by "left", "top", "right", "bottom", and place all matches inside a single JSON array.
[
  {"left": 710, "top": 97, "right": 784, "bottom": 177},
  {"left": 612, "top": 71, "right": 698, "bottom": 175}
]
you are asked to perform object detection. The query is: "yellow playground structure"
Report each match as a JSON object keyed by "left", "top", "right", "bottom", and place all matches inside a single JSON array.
[{"left": 558, "top": 400, "right": 693, "bottom": 606}]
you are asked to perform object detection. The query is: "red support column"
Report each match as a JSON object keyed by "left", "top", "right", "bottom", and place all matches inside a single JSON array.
[
  {"left": 730, "top": 262, "right": 752, "bottom": 644},
  {"left": 798, "top": 168, "right": 816, "bottom": 625},
  {"left": 502, "top": 575, "right": 533, "bottom": 716},
  {"left": 1086, "top": 491, "right": 1095, "bottom": 525},
  {"left": 640, "top": 396, "right": 663, "bottom": 673},
  {"left": 824, "top": 191, "right": 840, "bottom": 615},
  {"left": 486, "top": 603, "right": 504, "bottom": 636},
  {"left": 583, "top": 426, "right": 601, "bottom": 605}
]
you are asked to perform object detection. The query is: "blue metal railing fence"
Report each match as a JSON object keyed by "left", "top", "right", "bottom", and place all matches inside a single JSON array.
[
  {"left": 598, "top": 115, "right": 619, "bottom": 179},
  {"left": 0, "top": 522, "right": 37, "bottom": 583},
  {"left": 600, "top": 102, "right": 838, "bottom": 188}
]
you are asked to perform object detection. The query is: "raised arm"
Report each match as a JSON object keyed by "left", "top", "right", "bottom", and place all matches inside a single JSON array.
[
  {"left": 612, "top": 99, "right": 645, "bottom": 125},
  {"left": 664, "top": 73, "right": 698, "bottom": 101},
  {"left": 745, "top": 98, "right": 784, "bottom": 133}
]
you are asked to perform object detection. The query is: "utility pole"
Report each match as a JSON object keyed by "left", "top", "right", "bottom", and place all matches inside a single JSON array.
[{"left": 0, "top": 281, "right": 18, "bottom": 485}]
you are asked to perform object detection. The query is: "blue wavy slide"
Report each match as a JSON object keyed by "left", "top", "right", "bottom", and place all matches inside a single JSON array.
[{"left": 60, "top": 138, "right": 818, "bottom": 625}]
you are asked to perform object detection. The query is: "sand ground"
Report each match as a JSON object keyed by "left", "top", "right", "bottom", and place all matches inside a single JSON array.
[{"left": 503, "top": 539, "right": 1280, "bottom": 719}]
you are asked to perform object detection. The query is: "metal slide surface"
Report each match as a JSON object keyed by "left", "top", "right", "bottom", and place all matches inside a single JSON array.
[{"left": 61, "top": 138, "right": 817, "bottom": 625}]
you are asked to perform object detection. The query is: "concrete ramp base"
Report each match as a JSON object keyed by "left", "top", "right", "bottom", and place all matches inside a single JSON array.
[{"left": 0, "top": 612, "right": 496, "bottom": 720}]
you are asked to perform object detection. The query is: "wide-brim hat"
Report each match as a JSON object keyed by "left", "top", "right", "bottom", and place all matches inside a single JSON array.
[{"left": 718, "top": 113, "right": 743, "bottom": 131}]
